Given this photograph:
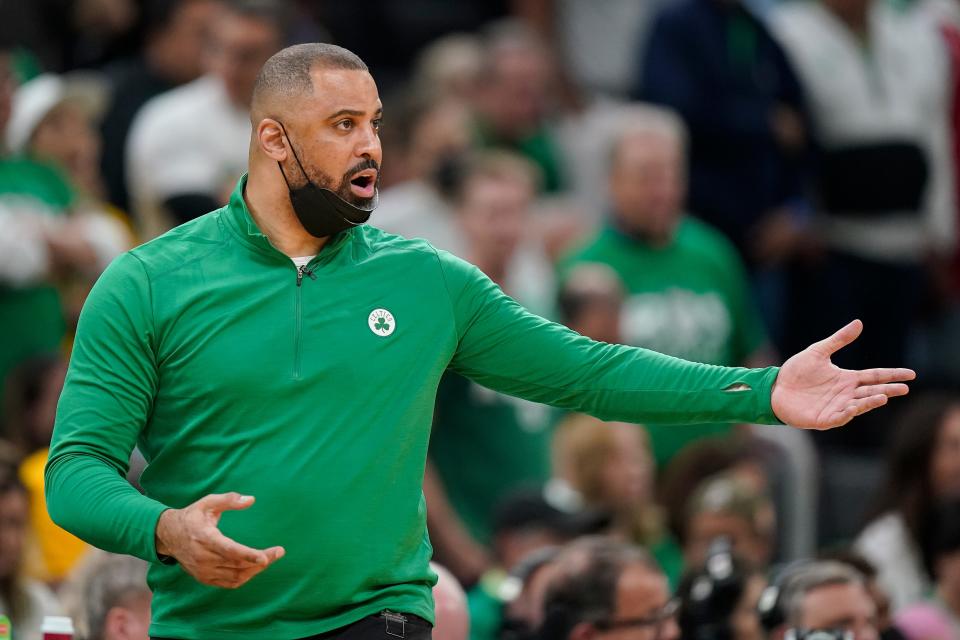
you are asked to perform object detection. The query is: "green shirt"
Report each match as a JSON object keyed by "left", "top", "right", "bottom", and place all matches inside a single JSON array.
[
  {"left": 430, "top": 372, "right": 554, "bottom": 544},
  {"left": 47, "top": 177, "right": 781, "bottom": 640},
  {"left": 560, "top": 220, "right": 768, "bottom": 465}
]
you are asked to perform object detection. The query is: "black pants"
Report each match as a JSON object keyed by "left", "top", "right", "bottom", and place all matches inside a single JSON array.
[{"left": 152, "top": 611, "right": 433, "bottom": 640}]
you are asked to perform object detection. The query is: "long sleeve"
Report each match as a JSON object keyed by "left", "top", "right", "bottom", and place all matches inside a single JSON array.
[
  {"left": 45, "top": 252, "right": 169, "bottom": 562},
  {"left": 438, "top": 250, "right": 781, "bottom": 425}
]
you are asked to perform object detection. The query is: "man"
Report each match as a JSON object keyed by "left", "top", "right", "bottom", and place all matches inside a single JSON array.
[
  {"left": 560, "top": 106, "right": 774, "bottom": 466},
  {"left": 126, "top": 0, "right": 286, "bottom": 238},
  {"left": 47, "top": 43, "right": 913, "bottom": 640},
  {"left": 432, "top": 563, "right": 470, "bottom": 640},
  {"left": 778, "top": 561, "right": 880, "bottom": 640},
  {"left": 539, "top": 537, "right": 680, "bottom": 640},
  {"left": 67, "top": 551, "right": 152, "bottom": 640},
  {"left": 100, "top": 0, "right": 224, "bottom": 213}
]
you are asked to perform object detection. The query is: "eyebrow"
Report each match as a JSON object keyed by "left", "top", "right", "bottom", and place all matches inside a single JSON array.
[{"left": 327, "top": 107, "right": 383, "bottom": 119}]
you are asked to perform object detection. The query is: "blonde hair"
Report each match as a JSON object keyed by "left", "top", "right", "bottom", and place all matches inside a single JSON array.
[{"left": 552, "top": 414, "right": 664, "bottom": 545}]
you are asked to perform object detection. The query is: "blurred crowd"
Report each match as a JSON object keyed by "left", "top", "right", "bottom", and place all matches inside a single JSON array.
[{"left": 1, "top": 0, "right": 960, "bottom": 638}]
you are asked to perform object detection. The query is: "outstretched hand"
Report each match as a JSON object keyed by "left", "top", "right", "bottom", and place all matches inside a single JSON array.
[{"left": 771, "top": 320, "right": 915, "bottom": 430}]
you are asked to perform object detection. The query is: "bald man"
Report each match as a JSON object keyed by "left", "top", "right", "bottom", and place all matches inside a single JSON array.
[{"left": 47, "top": 43, "right": 914, "bottom": 640}]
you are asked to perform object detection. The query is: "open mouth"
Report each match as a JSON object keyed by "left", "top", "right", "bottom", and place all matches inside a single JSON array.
[{"left": 349, "top": 170, "right": 378, "bottom": 198}]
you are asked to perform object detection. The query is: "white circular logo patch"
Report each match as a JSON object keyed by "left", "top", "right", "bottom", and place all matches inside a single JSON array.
[{"left": 368, "top": 308, "right": 396, "bottom": 337}]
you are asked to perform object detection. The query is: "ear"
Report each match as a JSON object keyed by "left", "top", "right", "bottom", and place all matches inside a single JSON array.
[
  {"left": 257, "top": 118, "right": 288, "bottom": 162},
  {"left": 104, "top": 606, "right": 128, "bottom": 639},
  {"left": 569, "top": 621, "right": 596, "bottom": 640}
]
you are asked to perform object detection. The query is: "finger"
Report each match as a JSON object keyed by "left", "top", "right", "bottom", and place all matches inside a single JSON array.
[
  {"left": 205, "top": 529, "right": 271, "bottom": 566},
  {"left": 856, "top": 368, "right": 917, "bottom": 385},
  {"left": 854, "top": 383, "right": 910, "bottom": 399},
  {"left": 853, "top": 394, "right": 889, "bottom": 417},
  {"left": 198, "top": 492, "right": 255, "bottom": 516},
  {"left": 812, "top": 319, "right": 863, "bottom": 356}
]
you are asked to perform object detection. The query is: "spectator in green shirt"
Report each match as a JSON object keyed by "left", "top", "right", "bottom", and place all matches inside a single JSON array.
[{"left": 560, "top": 105, "right": 775, "bottom": 467}]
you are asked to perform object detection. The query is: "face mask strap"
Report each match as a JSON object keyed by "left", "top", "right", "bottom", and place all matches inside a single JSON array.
[{"left": 275, "top": 120, "right": 313, "bottom": 189}]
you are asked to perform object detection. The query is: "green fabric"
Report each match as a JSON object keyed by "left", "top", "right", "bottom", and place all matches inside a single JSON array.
[
  {"left": 559, "top": 220, "right": 768, "bottom": 466},
  {"left": 0, "top": 158, "right": 73, "bottom": 421},
  {"left": 467, "top": 579, "right": 503, "bottom": 640},
  {"left": 473, "top": 120, "right": 565, "bottom": 193},
  {"left": 650, "top": 535, "right": 685, "bottom": 591},
  {"left": 430, "top": 371, "right": 554, "bottom": 544},
  {"left": 48, "top": 176, "right": 781, "bottom": 640}
]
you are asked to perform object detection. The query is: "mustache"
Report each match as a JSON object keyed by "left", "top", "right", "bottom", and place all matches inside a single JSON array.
[{"left": 343, "top": 158, "right": 380, "bottom": 183}]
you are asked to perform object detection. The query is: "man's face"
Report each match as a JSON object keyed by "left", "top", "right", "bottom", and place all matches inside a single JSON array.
[
  {"left": 156, "top": 0, "right": 222, "bottom": 83},
  {"left": 598, "top": 423, "right": 654, "bottom": 511},
  {"left": 684, "top": 512, "right": 771, "bottom": 570},
  {"left": 30, "top": 102, "right": 101, "bottom": 189},
  {"left": 278, "top": 68, "right": 383, "bottom": 207},
  {"left": 457, "top": 175, "right": 533, "bottom": 265},
  {"left": 608, "top": 132, "right": 684, "bottom": 246},
  {"left": 478, "top": 45, "right": 552, "bottom": 140},
  {"left": 205, "top": 11, "right": 281, "bottom": 106},
  {"left": 592, "top": 564, "right": 679, "bottom": 640},
  {"left": 800, "top": 583, "right": 879, "bottom": 640}
]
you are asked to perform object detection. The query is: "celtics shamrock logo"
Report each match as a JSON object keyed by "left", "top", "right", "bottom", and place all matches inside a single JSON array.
[{"left": 368, "top": 308, "right": 396, "bottom": 337}]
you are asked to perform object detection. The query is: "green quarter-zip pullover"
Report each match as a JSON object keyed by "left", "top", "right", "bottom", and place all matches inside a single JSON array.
[{"left": 47, "top": 176, "right": 781, "bottom": 639}]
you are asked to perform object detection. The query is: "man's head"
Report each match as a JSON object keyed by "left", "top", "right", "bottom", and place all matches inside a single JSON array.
[
  {"left": 557, "top": 264, "right": 624, "bottom": 344},
  {"left": 205, "top": 0, "right": 287, "bottom": 106},
  {"left": 431, "top": 562, "right": 470, "bottom": 640},
  {"left": 144, "top": 0, "right": 223, "bottom": 84},
  {"left": 683, "top": 472, "right": 776, "bottom": 571},
  {"left": 474, "top": 20, "right": 554, "bottom": 142},
  {"left": 607, "top": 107, "right": 687, "bottom": 247},
  {"left": 541, "top": 537, "right": 680, "bottom": 640},
  {"left": 452, "top": 151, "right": 539, "bottom": 267},
  {"left": 250, "top": 42, "right": 382, "bottom": 224},
  {"left": 68, "top": 551, "right": 151, "bottom": 640},
  {"left": 781, "top": 561, "right": 879, "bottom": 640}
]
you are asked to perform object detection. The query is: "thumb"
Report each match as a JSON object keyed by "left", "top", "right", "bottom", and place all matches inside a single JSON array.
[
  {"left": 812, "top": 319, "right": 863, "bottom": 356},
  {"left": 197, "top": 492, "right": 255, "bottom": 517}
]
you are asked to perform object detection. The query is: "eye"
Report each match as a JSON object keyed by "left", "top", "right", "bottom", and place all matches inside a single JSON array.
[
  {"left": 335, "top": 119, "right": 354, "bottom": 131},
  {"left": 372, "top": 118, "right": 382, "bottom": 132}
]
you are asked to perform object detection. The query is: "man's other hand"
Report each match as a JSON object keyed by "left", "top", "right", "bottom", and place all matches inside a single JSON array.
[
  {"left": 155, "top": 492, "right": 285, "bottom": 589},
  {"left": 772, "top": 320, "right": 916, "bottom": 430}
]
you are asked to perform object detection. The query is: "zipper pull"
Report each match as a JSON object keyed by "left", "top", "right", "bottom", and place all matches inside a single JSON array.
[{"left": 296, "top": 265, "right": 317, "bottom": 287}]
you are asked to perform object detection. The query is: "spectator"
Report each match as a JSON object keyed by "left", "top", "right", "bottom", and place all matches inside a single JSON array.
[
  {"left": 471, "top": 20, "right": 565, "bottom": 193},
  {"left": 539, "top": 537, "right": 680, "bottom": 640},
  {"left": 0, "top": 462, "right": 60, "bottom": 640},
  {"left": 99, "top": 0, "right": 224, "bottom": 213},
  {"left": 425, "top": 151, "right": 556, "bottom": 585},
  {"left": 467, "top": 493, "right": 604, "bottom": 640},
  {"left": 771, "top": 0, "right": 954, "bottom": 394},
  {"left": 499, "top": 546, "right": 560, "bottom": 640},
  {"left": 433, "top": 562, "right": 471, "bottom": 640},
  {"left": 683, "top": 471, "right": 776, "bottom": 571},
  {"left": 411, "top": 33, "right": 483, "bottom": 105},
  {"left": 559, "top": 106, "right": 773, "bottom": 467},
  {"left": 549, "top": 414, "right": 682, "bottom": 586},
  {"left": 637, "top": 0, "right": 810, "bottom": 272},
  {"left": 373, "top": 91, "right": 473, "bottom": 244},
  {"left": 778, "top": 561, "right": 880, "bottom": 640},
  {"left": 556, "top": 263, "right": 624, "bottom": 345},
  {"left": 126, "top": 0, "right": 288, "bottom": 238},
  {"left": 63, "top": 551, "right": 150, "bottom": 640},
  {"left": 821, "top": 550, "right": 905, "bottom": 640},
  {"left": 857, "top": 394, "right": 960, "bottom": 611},
  {"left": 3, "top": 355, "right": 89, "bottom": 585},
  {"left": 676, "top": 540, "right": 767, "bottom": 640}
]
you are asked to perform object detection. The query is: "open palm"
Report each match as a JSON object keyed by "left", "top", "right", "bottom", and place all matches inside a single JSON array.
[{"left": 771, "top": 320, "right": 916, "bottom": 430}]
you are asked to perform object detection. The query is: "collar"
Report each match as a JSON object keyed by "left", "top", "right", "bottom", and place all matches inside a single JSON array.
[{"left": 223, "top": 174, "right": 356, "bottom": 264}]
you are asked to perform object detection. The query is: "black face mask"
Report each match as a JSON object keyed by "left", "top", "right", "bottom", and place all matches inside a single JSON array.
[{"left": 276, "top": 122, "right": 379, "bottom": 238}]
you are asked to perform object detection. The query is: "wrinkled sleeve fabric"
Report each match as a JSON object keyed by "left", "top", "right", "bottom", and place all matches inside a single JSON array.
[
  {"left": 45, "top": 252, "right": 169, "bottom": 562},
  {"left": 438, "top": 250, "right": 781, "bottom": 425}
]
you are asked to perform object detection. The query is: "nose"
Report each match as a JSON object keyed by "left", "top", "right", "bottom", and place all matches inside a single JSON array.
[{"left": 355, "top": 122, "right": 381, "bottom": 160}]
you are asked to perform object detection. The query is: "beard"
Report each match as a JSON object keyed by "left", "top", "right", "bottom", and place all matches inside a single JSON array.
[{"left": 309, "top": 158, "right": 380, "bottom": 207}]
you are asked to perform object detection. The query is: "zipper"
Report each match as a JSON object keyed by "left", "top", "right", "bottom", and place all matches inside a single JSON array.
[{"left": 294, "top": 264, "right": 316, "bottom": 378}]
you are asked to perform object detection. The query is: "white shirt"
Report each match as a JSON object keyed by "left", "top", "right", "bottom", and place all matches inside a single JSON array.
[
  {"left": 126, "top": 76, "right": 250, "bottom": 239},
  {"left": 855, "top": 511, "right": 931, "bottom": 611},
  {"left": 771, "top": 1, "right": 955, "bottom": 262}
]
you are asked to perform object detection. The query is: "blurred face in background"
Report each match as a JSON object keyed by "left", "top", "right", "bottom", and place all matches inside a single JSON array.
[
  {"left": 149, "top": 0, "right": 223, "bottom": 84},
  {"left": 601, "top": 564, "right": 680, "bottom": 640},
  {"left": 598, "top": 423, "right": 654, "bottom": 512},
  {"left": 799, "top": 582, "right": 879, "bottom": 640},
  {"left": 685, "top": 510, "right": 773, "bottom": 570},
  {"left": 0, "top": 487, "right": 28, "bottom": 580},
  {"left": 476, "top": 41, "right": 553, "bottom": 141},
  {"left": 406, "top": 100, "right": 472, "bottom": 182},
  {"left": 104, "top": 591, "right": 152, "bottom": 640},
  {"left": 205, "top": 9, "right": 282, "bottom": 106},
  {"left": 608, "top": 131, "right": 685, "bottom": 247},
  {"left": 458, "top": 173, "right": 534, "bottom": 268},
  {"left": 30, "top": 102, "right": 102, "bottom": 194},
  {"left": 937, "top": 549, "right": 960, "bottom": 606},
  {"left": 931, "top": 407, "right": 960, "bottom": 499},
  {"left": 0, "top": 53, "right": 12, "bottom": 135}
]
